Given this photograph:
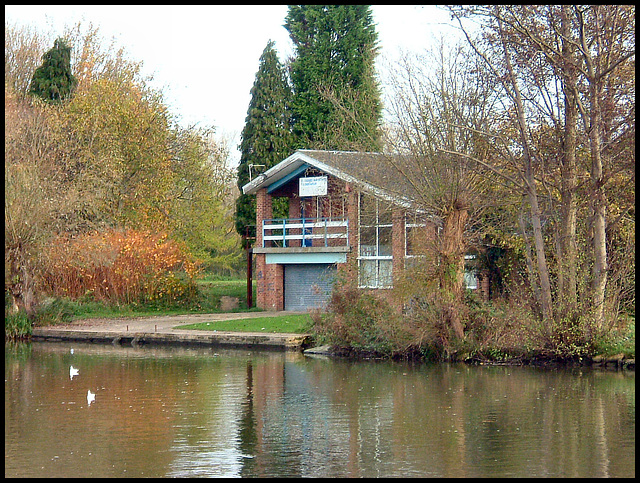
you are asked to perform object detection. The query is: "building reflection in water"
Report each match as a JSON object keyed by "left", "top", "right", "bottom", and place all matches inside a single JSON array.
[{"left": 4, "top": 343, "right": 636, "bottom": 478}]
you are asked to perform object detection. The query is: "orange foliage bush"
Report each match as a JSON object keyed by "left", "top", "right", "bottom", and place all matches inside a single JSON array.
[{"left": 40, "top": 229, "right": 200, "bottom": 306}]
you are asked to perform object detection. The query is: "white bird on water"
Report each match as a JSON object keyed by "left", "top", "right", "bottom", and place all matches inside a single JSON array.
[
  {"left": 87, "top": 390, "right": 96, "bottom": 406},
  {"left": 69, "top": 366, "right": 79, "bottom": 380}
]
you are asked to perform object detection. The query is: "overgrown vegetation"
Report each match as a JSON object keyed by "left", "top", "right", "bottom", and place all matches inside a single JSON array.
[
  {"left": 40, "top": 229, "right": 200, "bottom": 307},
  {"left": 310, "top": 270, "right": 635, "bottom": 363}
]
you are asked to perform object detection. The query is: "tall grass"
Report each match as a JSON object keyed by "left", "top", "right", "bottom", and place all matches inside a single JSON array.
[{"left": 5, "top": 310, "right": 32, "bottom": 340}]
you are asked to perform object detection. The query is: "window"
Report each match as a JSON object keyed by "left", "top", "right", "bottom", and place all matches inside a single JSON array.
[
  {"left": 464, "top": 254, "right": 479, "bottom": 290},
  {"left": 358, "top": 193, "right": 393, "bottom": 288}
]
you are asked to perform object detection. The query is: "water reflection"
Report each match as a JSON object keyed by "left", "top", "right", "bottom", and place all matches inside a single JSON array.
[{"left": 5, "top": 342, "right": 635, "bottom": 478}]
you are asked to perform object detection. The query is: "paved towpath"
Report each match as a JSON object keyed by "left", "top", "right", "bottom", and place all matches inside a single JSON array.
[{"left": 31, "top": 311, "right": 313, "bottom": 351}]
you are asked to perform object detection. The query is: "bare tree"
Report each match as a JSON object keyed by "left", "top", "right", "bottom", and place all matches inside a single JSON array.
[
  {"left": 448, "top": 5, "right": 635, "bottom": 333},
  {"left": 5, "top": 92, "right": 66, "bottom": 315},
  {"left": 381, "top": 41, "right": 502, "bottom": 341},
  {"left": 571, "top": 5, "right": 635, "bottom": 329},
  {"left": 4, "top": 22, "right": 50, "bottom": 98}
]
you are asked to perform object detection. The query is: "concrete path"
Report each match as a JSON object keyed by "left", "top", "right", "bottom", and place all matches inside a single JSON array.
[{"left": 31, "top": 311, "right": 313, "bottom": 351}]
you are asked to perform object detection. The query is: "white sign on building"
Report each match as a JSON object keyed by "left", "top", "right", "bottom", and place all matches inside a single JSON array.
[{"left": 299, "top": 176, "right": 328, "bottom": 197}]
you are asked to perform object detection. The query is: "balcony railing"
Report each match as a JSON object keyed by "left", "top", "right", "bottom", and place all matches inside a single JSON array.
[{"left": 262, "top": 217, "right": 349, "bottom": 248}]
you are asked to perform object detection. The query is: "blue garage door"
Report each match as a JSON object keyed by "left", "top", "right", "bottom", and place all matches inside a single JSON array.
[{"left": 284, "top": 264, "right": 336, "bottom": 311}]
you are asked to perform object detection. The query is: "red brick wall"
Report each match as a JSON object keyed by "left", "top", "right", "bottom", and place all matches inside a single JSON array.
[
  {"left": 256, "top": 188, "right": 272, "bottom": 248},
  {"left": 392, "top": 209, "right": 406, "bottom": 281},
  {"left": 255, "top": 188, "right": 282, "bottom": 310},
  {"left": 479, "top": 270, "right": 490, "bottom": 301},
  {"left": 256, "top": 260, "right": 284, "bottom": 311}
]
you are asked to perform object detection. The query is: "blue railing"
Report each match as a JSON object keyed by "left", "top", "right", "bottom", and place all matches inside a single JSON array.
[{"left": 262, "top": 217, "right": 349, "bottom": 248}]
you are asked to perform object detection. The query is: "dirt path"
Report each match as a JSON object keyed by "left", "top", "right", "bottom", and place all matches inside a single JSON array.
[
  {"left": 53, "top": 311, "right": 306, "bottom": 334},
  {"left": 32, "top": 311, "right": 312, "bottom": 351}
]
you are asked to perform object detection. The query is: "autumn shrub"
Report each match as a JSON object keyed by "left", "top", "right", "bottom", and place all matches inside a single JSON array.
[
  {"left": 390, "top": 259, "right": 475, "bottom": 360},
  {"left": 460, "top": 294, "right": 544, "bottom": 360},
  {"left": 40, "top": 229, "right": 200, "bottom": 307},
  {"left": 313, "top": 268, "right": 546, "bottom": 362},
  {"left": 311, "top": 281, "right": 402, "bottom": 356},
  {"left": 138, "top": 272, "right": 199, "bottom": 308},
  {"left": 312, "top": 256, "right": 627, "bottom": 362}
]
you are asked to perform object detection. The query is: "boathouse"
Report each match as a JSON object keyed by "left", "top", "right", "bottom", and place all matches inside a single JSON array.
[{"left": 242, "top": 149, "right": 487, "bottom": 311}]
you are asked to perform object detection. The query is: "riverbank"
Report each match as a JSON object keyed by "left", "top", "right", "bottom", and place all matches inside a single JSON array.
[
  {"left": 24, "top": 312, "right": 635, "bottom": 370},
  {"left": 304, "top": 344, "right": 635, "bottom": 370},
  {"left": 30, "top": 312, "right": 313, "bottom": 351}
]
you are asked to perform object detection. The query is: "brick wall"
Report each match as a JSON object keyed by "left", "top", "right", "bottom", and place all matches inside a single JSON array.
[
  {"left": 256, "top": 260, "right": 284, "bottom": 311},
  {"left": 255, "top": 188, "right": 281, "bottom": 310},
  {"left": 392, "top": 209, "right": 406, "bottom": 282},
  {"left": 479, "top": 270, "right": 490, "bottom": 301},
  {"left": 255, "top": 188, "right": 272, "bottom": 248}
]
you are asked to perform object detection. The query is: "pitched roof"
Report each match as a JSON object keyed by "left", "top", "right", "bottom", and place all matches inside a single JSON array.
[{"left": 241, "top": 149, "right": 420, "bottom": 208}]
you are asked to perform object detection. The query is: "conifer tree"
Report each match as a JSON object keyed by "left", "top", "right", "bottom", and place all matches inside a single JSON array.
[
  {"left": 285, "top": 5, "right": 383, "bottom": 151},
  {"left": 29, "top": 37, "right": 77, "bottom": 103},
  {"left": 235, "top": 40, "right": 294, "bottom": 242}
]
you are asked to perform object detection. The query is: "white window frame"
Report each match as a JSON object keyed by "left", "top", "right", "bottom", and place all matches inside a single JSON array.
[{"left": 357, "top": 193, "right": 393, "bottom": 289}]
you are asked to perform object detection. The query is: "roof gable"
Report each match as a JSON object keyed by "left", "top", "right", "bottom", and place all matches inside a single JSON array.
[{"left": 241, "top": 149, "right": 418, "bottom": 208}]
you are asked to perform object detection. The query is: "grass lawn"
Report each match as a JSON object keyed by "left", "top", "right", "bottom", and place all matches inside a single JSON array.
[
  {"left": 175, "top": 313, "right": 313, "bottom": 334},
  {"left": 61, "top": 277, "right": 259, "bottom": 322}
]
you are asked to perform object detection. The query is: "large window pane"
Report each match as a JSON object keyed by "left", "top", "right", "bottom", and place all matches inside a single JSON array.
[
  {"left": 360, "top": 226, "right": 376, "bottom": 256},
  {"left": 358, "top": 193, "right": 394, "bottom": 288},
  {"left": 379, "top": 260, "right": 393, "bottom": 287},
  {"left": 359, "top": 193, "right": 376, "bottom": 226},
  {"left": 359, "top": 260, "right": 376, "bottom": 287},
  {"left": 378, "top": 226, "right": 392, "bottom": 256},
  {"left": 378, "top": 203, "right": 393, "bottom": 225}
]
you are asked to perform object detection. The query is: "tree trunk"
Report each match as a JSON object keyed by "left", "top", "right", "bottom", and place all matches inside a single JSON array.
[
  {"left": 578, "top": 5, "right": 608, "bottom": 330},
  {"left": 518, "top": 205, "right": 542, "bottom": 307},
  {"left": 498, "top": 18, "right": 554, "bottom": 323},
  {"left": 439, "top": 203, "right": 468, "bottom": 340},
  {"left": 588, "top": 89, "right": 608, "bottom": 330},
  {"left": 558, "top": 5, "right": 579, "bottom": 314},
  {"left": 7, "top": 244, "right": 38, "bottom": 318}
]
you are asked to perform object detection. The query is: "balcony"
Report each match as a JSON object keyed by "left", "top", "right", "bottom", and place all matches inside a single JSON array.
[{"left": 261, "top": 217, "right": 349, "bottom": 249}]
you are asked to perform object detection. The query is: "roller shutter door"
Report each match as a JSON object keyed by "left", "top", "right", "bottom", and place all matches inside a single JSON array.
[{"left": 284, "top": 264, "right": 336, "bottom": 311}]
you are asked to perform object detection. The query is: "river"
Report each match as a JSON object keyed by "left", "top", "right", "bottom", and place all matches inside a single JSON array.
[{"left": 5, "top": 341, "right": 635, "bottom": 477}]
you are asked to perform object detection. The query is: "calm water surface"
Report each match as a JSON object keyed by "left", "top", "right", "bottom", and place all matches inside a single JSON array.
[{"left": 5, "top": 341, "right": 635, "bottom": 478}]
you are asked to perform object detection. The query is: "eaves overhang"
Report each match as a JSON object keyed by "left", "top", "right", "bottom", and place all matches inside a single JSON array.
[{"left": 241, "top": 150, "right": 416, "bottom": 210}]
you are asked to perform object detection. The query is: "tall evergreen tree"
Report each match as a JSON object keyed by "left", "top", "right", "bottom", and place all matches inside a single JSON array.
[
  {"left": 285, "top": 5, "right": 383, "bottom": 151},
  {"left": 235, "top": 40, "right": 294, "bottom": 243},
  {"left": 28, "top": 37, "right": 77, "bottom": 103}
]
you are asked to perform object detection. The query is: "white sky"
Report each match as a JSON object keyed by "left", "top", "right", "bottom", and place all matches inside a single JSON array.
[{"left": 5, "top": 5, "right": 462, "bottom": 166}]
